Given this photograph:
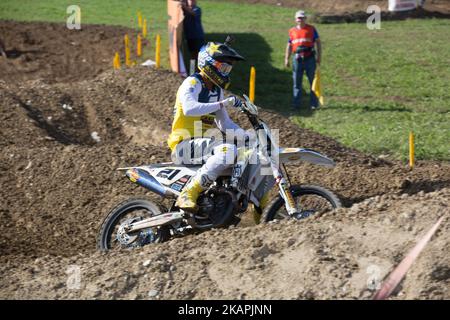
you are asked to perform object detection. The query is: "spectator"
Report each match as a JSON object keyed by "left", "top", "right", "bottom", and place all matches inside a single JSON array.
[
  {"left": 181, "top": 0, "right": 205, "bottom": 71},
  {"left": 284, "top": 10, "right": 322, "bottom": 110}
]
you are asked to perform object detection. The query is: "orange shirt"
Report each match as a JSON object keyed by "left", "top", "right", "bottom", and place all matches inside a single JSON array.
[{"left": 288, "top": 24, "right": 318, "bottom": 54}]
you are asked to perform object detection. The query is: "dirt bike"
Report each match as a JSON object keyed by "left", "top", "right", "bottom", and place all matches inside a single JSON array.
[{"left": 98, "top": 95, "right": 342, "bottom": 251}]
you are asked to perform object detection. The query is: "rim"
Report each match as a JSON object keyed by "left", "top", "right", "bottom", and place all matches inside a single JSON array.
[{"left": 272, "top": 193, "right": 335, "bottom": 221}]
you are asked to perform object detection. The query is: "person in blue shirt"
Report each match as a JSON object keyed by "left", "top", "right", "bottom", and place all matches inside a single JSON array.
[{"left": 181, "top": 0, "right": 205, "bottom": 69}]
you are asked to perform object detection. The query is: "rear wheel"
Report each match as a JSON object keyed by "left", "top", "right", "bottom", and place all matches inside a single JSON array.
[
  {"left": 260, "top": 185, "right": 341, "bottom": 223},
  {"left": 97, "top": 197, "right": 170, "bottom": 251}
]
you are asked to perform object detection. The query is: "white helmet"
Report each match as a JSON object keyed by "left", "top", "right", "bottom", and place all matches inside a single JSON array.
[{"left": 295, "top": 10, "right": 306, "bottom": 19}]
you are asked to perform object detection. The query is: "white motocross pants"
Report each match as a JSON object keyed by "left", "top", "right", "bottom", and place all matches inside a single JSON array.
[{"left": 171, "top": 138, "right": 237, "bottom": 188}]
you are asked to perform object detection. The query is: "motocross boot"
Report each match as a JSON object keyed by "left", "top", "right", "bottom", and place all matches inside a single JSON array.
[{"left": 175, "top": 176, "right": 205, "bottom": 212}]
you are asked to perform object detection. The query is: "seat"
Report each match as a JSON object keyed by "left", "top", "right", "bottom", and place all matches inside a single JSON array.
[{"left": 146, "top": 162, "right": 202, "bottom": 168}]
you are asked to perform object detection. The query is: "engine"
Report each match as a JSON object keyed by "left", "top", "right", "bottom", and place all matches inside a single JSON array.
[{"left": 196, "top": 190, "right": 237, "bottom": 227}]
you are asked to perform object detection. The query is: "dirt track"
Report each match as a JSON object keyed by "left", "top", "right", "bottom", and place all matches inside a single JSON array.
[
  {"left": 1, "top": 188, "right": 449, "bottom": 300},
  {"left": 0, "top": 21, "right": 449, "bottom": 299},
  {"left": 0, "top": 20, "right": 143, "bottom": 84}
]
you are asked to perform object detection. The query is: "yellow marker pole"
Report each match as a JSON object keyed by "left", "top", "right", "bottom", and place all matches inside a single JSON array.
[
  {"left": 142, "top": 19, "right": 147, "bottom": 38},
  {"left": 113, "top": 52, "right": 121, "bottom": 69},
  {"left": 138, "top": 11, "right": 142, "bottom": 28},
  {"left": 155, "top": 34, "right": 161, "bottom": 69},
  {"left": 409, "top": 131, "right": 415, "bottom": 169},
  {"left": 249, "top": 66, "right": 256, "bottom": 103},
  {"left": 137, "top": 34, "right": 142, "bottom": 57},
  {"left": 124, "top": 34, "right": 131, "bottom": 67}
]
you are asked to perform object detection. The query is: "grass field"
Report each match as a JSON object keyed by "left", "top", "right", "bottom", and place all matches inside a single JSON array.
[{"left": 1, "top": 0, "right": 449, "bottom": 161}]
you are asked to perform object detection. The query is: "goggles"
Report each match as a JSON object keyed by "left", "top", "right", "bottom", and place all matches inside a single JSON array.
[{"left": 213, "top": 60, "right": 233, "bottom": 75}]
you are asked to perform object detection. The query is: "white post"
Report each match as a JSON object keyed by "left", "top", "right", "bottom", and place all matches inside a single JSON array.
[{"left": 190, "top": 59, "right": 196, "bottom": 75}]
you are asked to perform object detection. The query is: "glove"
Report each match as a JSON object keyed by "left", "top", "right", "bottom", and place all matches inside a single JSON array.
[{"left": 222, "top": 96, "right": 243, "bottom": 109}]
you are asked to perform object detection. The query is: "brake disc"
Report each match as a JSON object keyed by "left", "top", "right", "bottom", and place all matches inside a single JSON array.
[
  {"left": 116, "top": 217, "right": 157, "bottom": 247},
  {"left": 116, "top": 218, "right": 139, "bottom": 246},
  {"left": 293, "top": 210, "right": 316, "bottom": 220}
]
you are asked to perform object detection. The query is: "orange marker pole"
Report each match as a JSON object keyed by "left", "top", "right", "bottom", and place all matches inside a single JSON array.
[
  {"left": 137, "top": 34, "right": 142, "bottom": 57},
  {"left": 138, "top": 11, "right": 142, "bottom": 28},
  {"left": 409, "top": 131, "right": 415, "bottom": 169},
  {"left": 249, "top": 66, "right": 256, "bottom": 103},
  {"left": 143, "top": 19, "right": 147, "bottom": 38},
  {"left": 124, "top": 34, "right": 131, "bottom": 67},
  {"left": 155, "top": 34, "right": 161, "bottom": 69},
  {"left": 113, "top": 52, "right": 121, "bottom": 69}
]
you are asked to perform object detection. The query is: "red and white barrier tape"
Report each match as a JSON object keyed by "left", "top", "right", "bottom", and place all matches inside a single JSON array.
[{"left": 373, "top": 215, "right": 445, "bottom": 300}]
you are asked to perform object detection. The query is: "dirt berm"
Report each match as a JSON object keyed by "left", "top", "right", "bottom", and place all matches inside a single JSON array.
[
  {"left": 0, "top": 21, "right": 449, "bottom": 299},
  {"left": 1, "top": 190, "right": 449, "bottom": 299},
  {"left": 234, "top": 0, "right": 450, "bottom": 15}
]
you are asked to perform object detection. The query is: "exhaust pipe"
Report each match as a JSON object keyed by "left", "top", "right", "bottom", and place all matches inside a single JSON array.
[{"left": 125, "top": 168, "right": 176, "bottom": 198}]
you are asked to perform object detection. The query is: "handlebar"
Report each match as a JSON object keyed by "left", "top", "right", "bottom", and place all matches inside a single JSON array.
[
  {"left": 238, "top": 94, "right": 259, "bottom": 116},
  {"left": 236, "top": 95, "right": 261, "bottom": 129}
]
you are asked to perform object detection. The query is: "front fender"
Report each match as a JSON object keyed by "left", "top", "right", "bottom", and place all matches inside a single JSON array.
[{"left": 279, "top": 148, "right": 335, "bottom": 167}]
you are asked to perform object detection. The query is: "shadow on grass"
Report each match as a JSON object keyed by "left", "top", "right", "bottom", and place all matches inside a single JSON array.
[
  {"left": 324, "top": 104, "right": 413, "bottom": 113},
  {"left": 182, "top": 32, "right": 317, "bottom": 118}
]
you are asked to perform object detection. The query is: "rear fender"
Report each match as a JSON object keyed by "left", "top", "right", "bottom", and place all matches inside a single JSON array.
[{"left": 118, "top": 165, "right": 199, "bottom": 196}]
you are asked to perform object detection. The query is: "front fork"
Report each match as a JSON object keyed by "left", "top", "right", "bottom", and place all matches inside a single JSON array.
[
  {"left": 271, "top": 162, "right": 299, "bottom": 215},
  {"left": 230, "top": 139, "right": 299, "bottom": 215}
]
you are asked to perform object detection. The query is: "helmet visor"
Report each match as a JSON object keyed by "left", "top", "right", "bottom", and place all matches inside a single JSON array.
[{"left": 213, "top": 60, "right": 233, "bottom": 76}]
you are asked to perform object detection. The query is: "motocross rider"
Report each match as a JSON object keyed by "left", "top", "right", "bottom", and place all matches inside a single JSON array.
[{"left": 167, "top": 41, "right": 246, "bottom": 212}]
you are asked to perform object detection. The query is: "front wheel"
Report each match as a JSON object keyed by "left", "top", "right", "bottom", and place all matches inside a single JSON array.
[{"left": 260, "top": 185, "right": 341, "bottom": 223}]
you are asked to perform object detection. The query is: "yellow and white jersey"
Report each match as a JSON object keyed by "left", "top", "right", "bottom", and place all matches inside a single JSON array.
[{"left": 167, "top": 73, "right": 243, "bottom": 151}]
